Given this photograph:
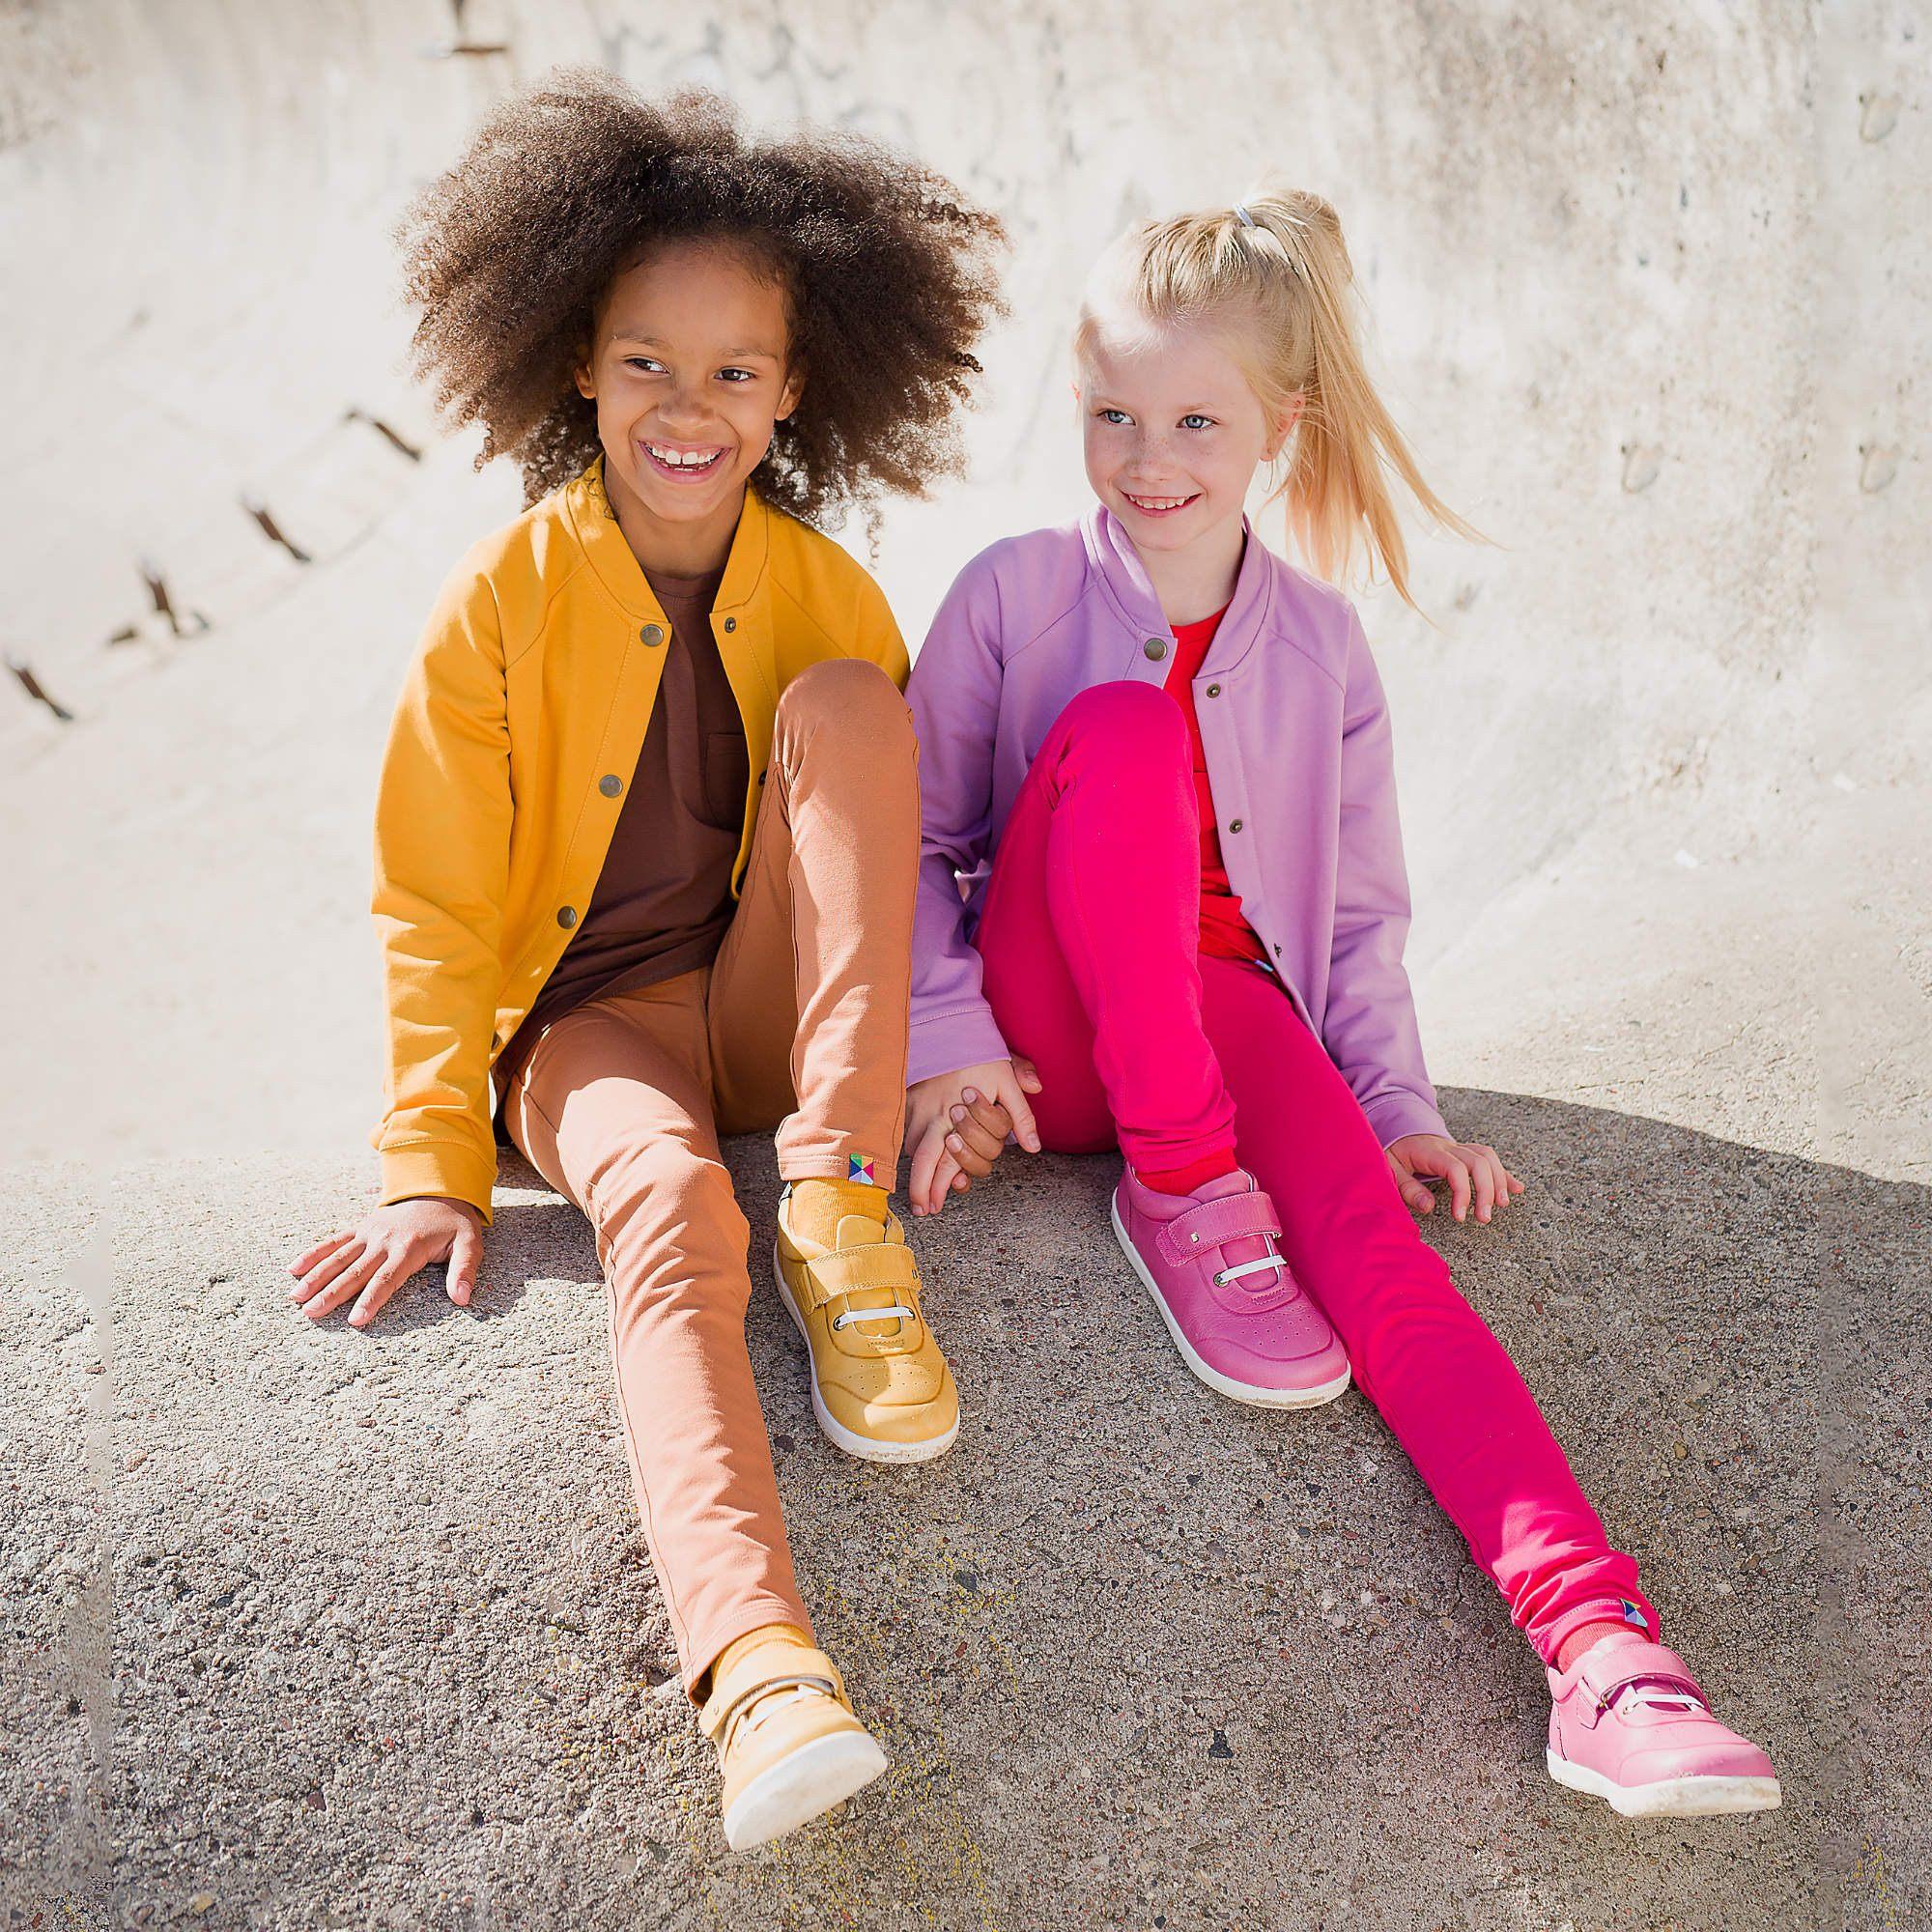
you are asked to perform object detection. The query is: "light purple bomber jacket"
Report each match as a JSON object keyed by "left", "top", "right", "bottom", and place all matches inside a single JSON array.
[{"left": 904, "top": 501, "right": 1451, "bottom": 1150}]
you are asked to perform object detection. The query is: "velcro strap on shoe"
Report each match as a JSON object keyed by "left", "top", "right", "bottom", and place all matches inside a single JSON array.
[
  {"left": 1153, "top": 1189, "right": 1285, "bottom": 1267},
  {"left": 801, "top": 1241, "right": 923, "bottom": 1312},
  {"left": 699, "top": 1642, "right": 847, "bottom": 1746},
  {"left": 1575, "top": 1641, "right": 1705, "bottom": 1726}
]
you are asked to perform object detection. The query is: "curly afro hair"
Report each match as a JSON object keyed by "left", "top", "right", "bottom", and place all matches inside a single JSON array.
[{"left": 395, "top": 70, "right": 1008, "bottom": 526}]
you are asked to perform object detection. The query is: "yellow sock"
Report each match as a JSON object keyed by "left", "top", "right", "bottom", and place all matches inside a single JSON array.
[
  {"left": 711, "top": 1621, "right": 812, "bottom": 1688},
  {"left": 785, "top": 1177, "right": 889, "bottom": 1247}
]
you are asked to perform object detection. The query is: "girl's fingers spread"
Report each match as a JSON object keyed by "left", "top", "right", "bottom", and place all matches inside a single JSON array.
[
  {"left": 1486, "top": 1152, "right": 1514, "bottom": 1211},
  {"left": 348, "top": 1259, "right": 413, "bottom": 1329},
  {"left": 1468, "top": 1155, "right": 1496, "bottom": 1224},
  {"left": 1444, "top": 1158, "right": 1472, "bottom": 1221},
  {"left": 288, "top": 1234, "right": 358, "bottom": 1293},
  {"left": 304, "top": 1252, "right": 384, "bottom": 1321},
  {"left": 289, "top": 1233, "right": 352, "bottom": 1278},
  {"left": 292, "top": 1238, "right": 367, "bottom": 1304}
]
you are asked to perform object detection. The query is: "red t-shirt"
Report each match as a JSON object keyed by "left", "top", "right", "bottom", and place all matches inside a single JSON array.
[{"left": 1163, "top": 603, "right": 1268, "bottom": 964}]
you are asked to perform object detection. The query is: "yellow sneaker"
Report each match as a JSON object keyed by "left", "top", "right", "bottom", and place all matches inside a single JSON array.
[
  {"left": 772, "top": 1179, "right": 960, "bottom": 1463},
  {"left": 700, "top": 1626, "right": 888, "bottom": 1852}
]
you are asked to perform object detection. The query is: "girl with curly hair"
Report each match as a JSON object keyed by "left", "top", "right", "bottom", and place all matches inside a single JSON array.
[
  {"left": 285, "top": 71, "right": 1005, "bottom": 1851},
  {"left": 901, "top": 187, "right": 1780, "bottom": 1821}
]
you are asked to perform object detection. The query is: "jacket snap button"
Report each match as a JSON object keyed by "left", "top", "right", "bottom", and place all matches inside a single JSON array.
[
  {"left": 640, "top": 623, "right": 666, "bottom": 646},
  {"left": 723, "top": 616, "right": 737, "bottom": 633},
  {"left": 1206, "top": 682, "right": 1221, "bottom": 697},
  {"left": 1228, "top": 818, "right": 1243, "bottom": 834},
  {"left": 599, "top": 774, "right": 621, "bottom": 797},
  {"left": 556, "top": 905, "right": 578, "bottom": 928},
  {"left": 1143, "top": 637, "right": 1168, "bottom": 661}
]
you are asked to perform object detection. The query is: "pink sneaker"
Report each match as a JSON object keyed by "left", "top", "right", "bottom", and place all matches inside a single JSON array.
[
  {"left": 1109, "top": 1165, "right": 1350, "bottom": 1407},
  {"left": 1546, "top": 1631, "right": 1781, "bottom": 1817}
]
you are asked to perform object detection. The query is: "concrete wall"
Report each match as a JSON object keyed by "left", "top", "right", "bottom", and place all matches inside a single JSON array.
[{"left": 2, "top": 0, "right": 1924, "bottom": 1171}]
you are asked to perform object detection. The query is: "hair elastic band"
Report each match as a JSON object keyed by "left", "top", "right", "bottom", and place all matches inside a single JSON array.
[{"left": 1234, "top": 203, "right": 1258, "bottom": 228}]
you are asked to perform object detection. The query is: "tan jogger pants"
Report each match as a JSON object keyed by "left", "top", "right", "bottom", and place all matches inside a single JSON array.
[{"left": 501, "top": 659, "right": 920, "bottom": 1698}]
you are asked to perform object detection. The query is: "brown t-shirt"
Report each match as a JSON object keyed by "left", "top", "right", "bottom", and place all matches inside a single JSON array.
[{"left": 493, "top": 561, "right": 750, "bottom": 1123}]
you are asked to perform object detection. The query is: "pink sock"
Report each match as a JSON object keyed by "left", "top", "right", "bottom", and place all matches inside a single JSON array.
[{"left": 1555, "top": 1619, "right": 1636, "bottom": 1672}]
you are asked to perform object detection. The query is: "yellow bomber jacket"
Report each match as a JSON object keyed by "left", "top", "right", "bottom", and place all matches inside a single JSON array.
[{"left": 368, "top": 455, "right": 910, "bottom": 1224}]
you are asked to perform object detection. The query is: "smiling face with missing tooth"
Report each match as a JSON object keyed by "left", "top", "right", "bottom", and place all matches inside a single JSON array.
[{"left": 574, "top": 236, "right": 806, "bottom": 573}]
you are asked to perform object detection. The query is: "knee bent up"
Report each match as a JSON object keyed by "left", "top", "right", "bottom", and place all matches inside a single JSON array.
[
  {"left": 1051, "top": 678, "right": 1188, "bottom": 766},
  {"left": 777, "top": 656, "right": 915, "bottom": 748}
]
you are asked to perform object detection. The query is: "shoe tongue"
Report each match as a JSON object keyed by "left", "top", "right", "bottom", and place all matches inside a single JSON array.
[
  {"left": 831, "top": 1210, "right": 907, "bottom": 1334},
  {"left": 834, "top": 1211, "right": 887, "bottom": 1250},
  {"left": 1192, "top": 1170, "right": 1283, "bottom": 1291}
]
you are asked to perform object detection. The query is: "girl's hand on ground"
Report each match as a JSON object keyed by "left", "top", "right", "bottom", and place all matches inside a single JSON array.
[
  {"left": 286, "top": 1198, "right": 484, "bottom": 1328},
  {"left": 904, "top": 1059, "right": 1042, "bottom": 1216},
  {"left": 1385, "top": 1134, "right": 1524, "bottom": 1225}
]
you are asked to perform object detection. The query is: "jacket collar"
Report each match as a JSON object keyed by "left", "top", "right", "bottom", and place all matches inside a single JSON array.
[
  {"left": 565, "top": 452, "right": 773, "bottom": 620},
  {"left": 1081, "top": 500, "right": 1276, "bottom": 673}
]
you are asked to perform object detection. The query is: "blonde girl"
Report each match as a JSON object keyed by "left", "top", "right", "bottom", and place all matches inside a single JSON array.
[{"left": 900, "top": 186, "right": 1780, "bottom": 1820}]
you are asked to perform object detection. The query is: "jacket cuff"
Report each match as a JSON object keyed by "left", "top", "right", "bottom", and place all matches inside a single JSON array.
[
  {"left": 1361, "top": 1091, "right": 1450, "bottom": 1151},
  {"left": 905, "top": 1006, "right": 1012, "bottom": 1090},
  {"left": 379, "top": 1140, "right": 497, "bottom": 1227}
]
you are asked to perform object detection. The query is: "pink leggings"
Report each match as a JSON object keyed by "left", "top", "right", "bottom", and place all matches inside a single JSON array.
[{"left": 974, "top": 683, "right": 1654, "bottom": 1665}]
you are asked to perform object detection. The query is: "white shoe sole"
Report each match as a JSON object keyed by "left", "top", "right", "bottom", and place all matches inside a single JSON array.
[
  {"left": 1547, "top": 1750, "right": 1782, "bottom": 1818},
  {"left": 1109, "top": 1195, "right": 1352, "bottom": 1410},
  {"left": 771, "top": 1243, "right": 959, "bottom": 1463},
  {"left": 723, "top": 1726, "right": 890, "bottom": 1852}
]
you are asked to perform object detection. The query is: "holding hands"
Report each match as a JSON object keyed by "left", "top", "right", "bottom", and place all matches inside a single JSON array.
[
  {"left": 902, "top": 1075, "right": 1525, "bottom": 1231},
  {"left": 905, "top": 1058, "right": 1043, "bottom": 1215},
  {"left": 1385, "top": 1133, "right": 1524, "bottom": 1224}
]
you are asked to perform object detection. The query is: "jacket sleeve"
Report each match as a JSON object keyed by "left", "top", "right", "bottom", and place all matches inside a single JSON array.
[
  {"left": 366, "top": 559, "right": 513, "bottom": 1225},
  {"left": 1322, "top": 611, "right": 1450, "bottom": 1148},
  {"left": 903, "top": 555, "right": 1014, "bottom": 1086}
]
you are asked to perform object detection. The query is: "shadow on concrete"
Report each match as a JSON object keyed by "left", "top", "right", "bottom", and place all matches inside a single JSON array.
[{"left": 4, "top": 1090, "right": 1926, "bottom": 1930}]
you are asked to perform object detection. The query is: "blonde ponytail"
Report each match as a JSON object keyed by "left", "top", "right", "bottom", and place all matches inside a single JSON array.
[{"left": 1076, "top": 184, "right": 1483, "bottom": 612}]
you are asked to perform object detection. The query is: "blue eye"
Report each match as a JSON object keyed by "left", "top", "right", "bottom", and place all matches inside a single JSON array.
[
  {"left": 1181, "top": 413, "right": 1215, "bottom": 430},
  {"left": 1097, "top": 408, "right": 1131, "bottom": 426}
]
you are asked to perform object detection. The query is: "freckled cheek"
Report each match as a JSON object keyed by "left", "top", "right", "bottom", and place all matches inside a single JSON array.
[{"left": 1086, "top": 433, "right": 1131, "bottom": 490}]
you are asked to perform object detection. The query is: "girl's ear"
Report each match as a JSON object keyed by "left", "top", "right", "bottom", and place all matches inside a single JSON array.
[
  {"left": 776, "top": 363, "right": 806, "bottom": 423},
  {"left": 1265, "top": 393, "right": 1307, "bottom": 463},
  {"left": 574, "top": 359, "right": 596, "bottom": 402}
]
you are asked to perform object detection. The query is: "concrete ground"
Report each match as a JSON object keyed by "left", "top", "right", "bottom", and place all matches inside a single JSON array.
[
  {"left": 7, "top": 1101, "right": 1929, "bottom": 1930},
  {"left": 5, "top": 0, "right": 1929, "bottom": 1926}
]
